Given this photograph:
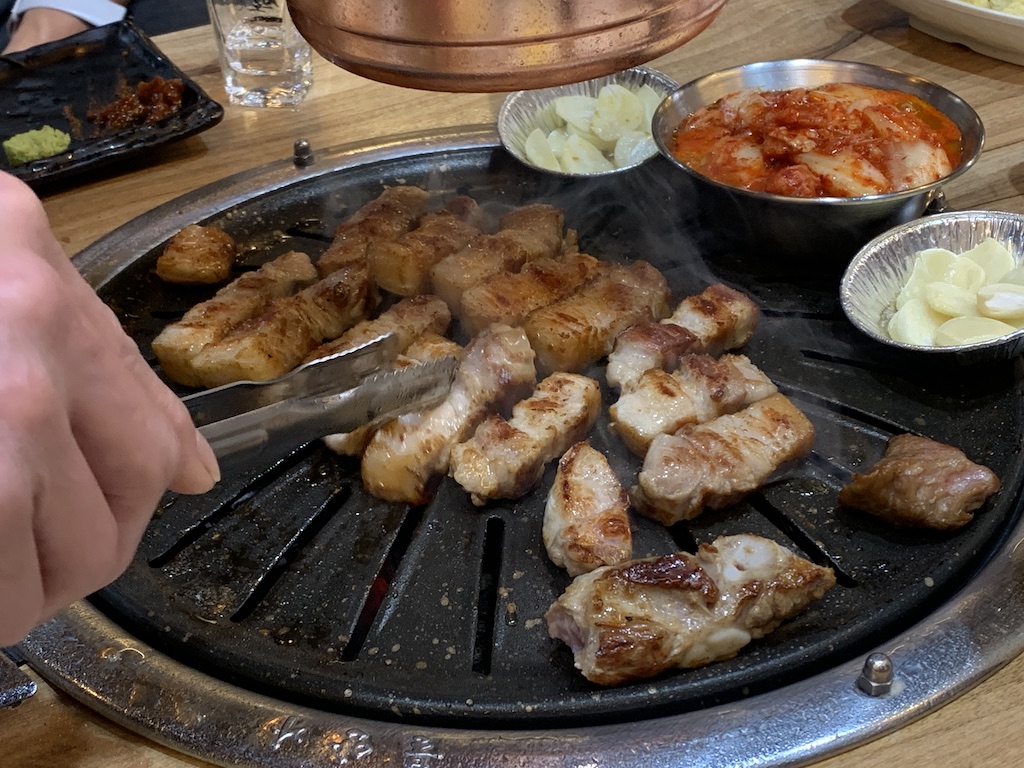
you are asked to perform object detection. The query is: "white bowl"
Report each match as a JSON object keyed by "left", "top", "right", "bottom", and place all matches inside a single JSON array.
[
  {"left": 497, "top": 66, "right": 679, "bottom": 178},
  {"left": 840, "top": 210, "right": 1024, "bottom": 365},
  {"left": 887, "top": 0, "right": 1024, "bottom": 65}
]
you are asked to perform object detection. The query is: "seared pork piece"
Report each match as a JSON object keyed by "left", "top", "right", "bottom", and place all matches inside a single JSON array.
[
  {"left": 152, "top": 250, "right": 318, "bottom": 387},
  {"left": 838, "top": 433, "right": 1001, "bottom": 530},
  {"left": 368, "top": 196, "right": 485, "bottom": 296},
  {"left": 317, "top": 186, "right": 430, "bottom": 276},
  {"left": 458, "top": 251, "right": 606, "bottom": 337},
  {"left": 323, "top": 332, "right": 464, "bottom": 457},
  {"left": 305, "top": 294, "right": 451, "bottom": 364},
  {"left": 610, "top": 354, "right": 778, "bottom": 457},
  {"left": 664, "top": 282, "right": 760, "bottom": 355},
  {"left": 361, "top": 324, "right": 537, "bottom": 505},
  {"left": 605, "top": 321, "right": 701, "bottom": 392},
  {"left": 191, "top": 260, "right": 378, "bottom": 387},
  {"left": 632, "top": 393, "right": 815, "bottom": 525},
  {"left": 450, "top": 373, "right": 602, "bottom": 506},
  {"left": 155, "top": 223, "right": 238, "bottom": 285},
  {"left": 542, "top": 441, "right": 632, "bottom": 577},
  {"left": 545, "top": 534, "right": 835, "bottom": 685},
  {"left": 430, "top": 203, "right": 566, "bottom": 312},
  {"left": 524, "top": 261, "right": 671, "bottom": 374}
]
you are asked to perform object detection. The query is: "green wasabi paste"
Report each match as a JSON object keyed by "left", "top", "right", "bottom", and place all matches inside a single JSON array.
[{"left": 3, "top": 125, "right": 71, "bottom": 166}]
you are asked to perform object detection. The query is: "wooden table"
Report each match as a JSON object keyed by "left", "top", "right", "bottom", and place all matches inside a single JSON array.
[{"left": 3, "top": 0, "right": 1024, "bottom": 765}]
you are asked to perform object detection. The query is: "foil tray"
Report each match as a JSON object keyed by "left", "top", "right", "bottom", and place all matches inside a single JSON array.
[{"left": 17, "top": 126, "right": 1024, "bottom": 768}]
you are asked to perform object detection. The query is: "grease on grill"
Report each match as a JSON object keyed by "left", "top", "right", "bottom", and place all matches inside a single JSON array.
[{"left": 87, "top": 76, "right": 186, "bottom": 132}]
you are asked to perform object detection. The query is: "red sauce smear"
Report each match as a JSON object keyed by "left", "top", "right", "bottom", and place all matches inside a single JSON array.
[
  {"left": 670, "top": 83, "right": 964, "bottom": 198},
  {"left": 86, "top": 75, "right": 186, "bottom": 131}
]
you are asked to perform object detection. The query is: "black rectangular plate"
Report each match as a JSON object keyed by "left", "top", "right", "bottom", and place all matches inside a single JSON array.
[{"left": 0, "top": 20, "right": 224, "bottom": 188}]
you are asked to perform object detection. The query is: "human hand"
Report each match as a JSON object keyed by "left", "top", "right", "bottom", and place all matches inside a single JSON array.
[
  {"left": 0, "top": 172, "right": 219, "bottom": 646},
  {"left": 2, "top": 8, "right": 90, "bottom": 54}
]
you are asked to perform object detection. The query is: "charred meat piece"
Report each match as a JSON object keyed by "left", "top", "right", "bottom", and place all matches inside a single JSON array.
[
  {"left": 838, "top": 433, "right": 1001, "bottom": 530},
  {"left": 317, "top": 186, "right": 430, "bottom": 276},
  {"left": 524, "top": 261, "right": 671, "bottom": 374},
  {"left": 367, "top": 196, "right": 485, "bottom": 296},
  {"left": 323, "top": 332, "right": 464, "bottom": 457},
  {"left": 610, "top": 353, "right": 778, "bottom": 457},
  {"left": 155, "top": 223, "right": 238, "bottom": 285},
  {"left": 430, "top": 203, "right": 566, "bottom": 312},
  {"left": 361, "top": 324, "right": 537, "bottom": 505},
  {"left": 450, "top": 372, "right": 602, "bottom": 506},
  {"left": 543, "top": 441, "right": 633, "bottom": 577},
  {"left": 305, "top": 294, "right": 451, "bottom": 363},
  {"left": 631, "top": 393, "right": 815, "bottom": 525},
  {"left": 545, "top": 534, "right": 836, "bottom": 685},
  {"left": 605, "top": 321, "right": 701, "bottom": 392},
  {"left": 458, "top": 251, "right": 606, "bottom": 338},
  {"left": 151, "top": 250, "right": 318, "bottom": 387},
  {"left": 190, "top": 260, "right": 378, "bottom": 387},
  {"left": 664, "top": 282, "right": 760, "bottom": 355}
]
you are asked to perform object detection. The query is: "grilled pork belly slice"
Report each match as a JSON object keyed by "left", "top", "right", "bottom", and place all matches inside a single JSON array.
[
  {"left": 323, "top": 332, "right": 464, "bottom": 457},
  {"left": 524, "top": 260, "right": 671, "bottom": 374},
  {"left": 151, "top": 250, "right": 318, "bottom": 387},
  {"left": 545, "top": 534, "right": 836, "bottom": 685},
  {"left": 610, "top": 353, "right": 778, "bottom": 457},
  {"left": 367, "top": 196, "right": 484, "bottom": 296},
  {"left": 543, "top": 441, "right": 632, "bottom": 577},
  {"left": 155, "top": 223, "right": 238, "bottom": 285},
  {"left": 664, "top": 282, "right": 760, "bottom": 355},
  {"left": 632, "top": 393, "right": 815, "bottom": 525},
  {"left": 361, "top": 324, "right": 537, "bottom": 505},
  {"left": 191, "top": 260, "right": 378, "bottom": 387},
  {"left": 605, "top": 321, "right": 701, "bottom": 392},
  {"left": 430, "top": 203, "right": 566, "bottom": 312},
  {"left": 317, "top": 186, "right": 430, "bottom": 277},
  {"left": 305, "top": 294, "right": 451, "bottom": 364},
  {"left": 458, "top": 251, "right": 606, "bottom": 337},
  {"left": 450, "top": 373, "right": 602, "bottom": 506},
  {"left": 838, "top": 433, "right": 1001, "bottom": 530}
]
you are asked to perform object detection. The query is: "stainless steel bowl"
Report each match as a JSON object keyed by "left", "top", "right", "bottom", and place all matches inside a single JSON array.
[
  {"left": 651, "top": 59, "right": 985, "bottom": 271},
  {"left": 287, "top": 0, "right": 728, "bottom": 92},
  {"left": 840, "top": 210, "right": 1024, "bottom": 366},
  {"left": 498, "top": 66, "right": 679, "bottom": 178}
]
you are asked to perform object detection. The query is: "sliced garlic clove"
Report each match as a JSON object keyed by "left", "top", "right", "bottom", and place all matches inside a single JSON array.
[
  {"left": 553, "top": 95, "right": 598, "bottom": 134},
  {"left": 524, "top": 128, "right": 562, "bottom": 172},
  {"left": 934, "top": 315, "right": 1017, "bottom": 346},
  {"left": 962, "top": 237, "right": 1016, "bottom": 284},
  {"left": 636, "top": 84, "right": 664, "bottom": 127},
  {"left": 559, "top": 133, "right": 615, "bottom": 174},
  {"left": 923, "top": 281, "right": 977, "bottom": 318},
  {"left": 944, "top": 256, "right": 987, "bottom": 293},
  {"left": 590, "top": 84, "right": 645, "bottom": 142},
  {"left": 977, "top": 282, "right": 1024, "bottom": 321},
  {"left": 997, "top": 265, "right": 1024, "bottom": 287},
  {"left": 887, "top": 297, "right": 945, "bottom": 346},
  {"left": 613, "top": 131, "right": 657, "bottom": 168}
]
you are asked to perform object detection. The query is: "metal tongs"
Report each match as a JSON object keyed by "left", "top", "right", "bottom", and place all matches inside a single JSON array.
[{"left": 182, "top": 333, "right": 457, "bottom": 477}]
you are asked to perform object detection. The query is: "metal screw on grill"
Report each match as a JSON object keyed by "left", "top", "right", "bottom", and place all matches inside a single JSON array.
[
  {"left": 857, "top": 652, "right": 894, "bottom": 696},
  {"left": 293, "top": 139, "right": 315, "bottom": 167}
]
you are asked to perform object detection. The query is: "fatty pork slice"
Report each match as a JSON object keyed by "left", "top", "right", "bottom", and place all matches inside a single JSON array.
[
  {"left": 449, "top": 372, "right": 602, "bottom": 506},
  {"left": 524, "top": 260, "right": 671, "bottom": 374},
  {"left": 151, "top": 250, "right": 318, "bottom": 387},
  {"left": 610, "top": 353, "right": 778, "bottom": 457},
  {"left": 155, "top": 223, "right": 238, "bottom": 285},
  {"left": 605, "top": 322, "right": 702, "bottom": 392},
  {"left": 304, "top": 294, "right": 451, "bottom": 364},
  {"left": 838, "top": 433, "right": 1001, "bottom": 531},
  {"left": 317, "top": 185, "right": 430, "bottom": 277},
  {"left": 367, "top": 196, "right": 485, "bottom": 296},
  {"left": 323, "top": 332, "right": 464, "bottom": 457},
  {"left": 545, "top": 534, "right": 836, "bottom": 685},
  {"left": 458, "top": 251, "right": 606, "bottom": 337},
  {"left": 361, "top": 324, "right": 537, "bottom": 505},
  {"left": 664, "top": 282, "right": 760, "bottom": 355},
  {"left": 631, "top": 393, "right": 815, "bottom": 525},
  {"left": 430, "top": 203, "right": 566, "bottom": 312},
  {"left": 190, "top": 259, "right": 378, "bottom": 387},
  {"left": 542, "top": 440, "right": 633, "bottom": 577}
]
